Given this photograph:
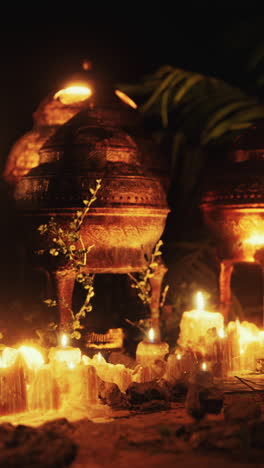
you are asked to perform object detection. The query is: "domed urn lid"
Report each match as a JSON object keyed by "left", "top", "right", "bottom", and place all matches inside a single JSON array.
[{"left": 13, "top": 69, "right": 169, "bottom": 212}]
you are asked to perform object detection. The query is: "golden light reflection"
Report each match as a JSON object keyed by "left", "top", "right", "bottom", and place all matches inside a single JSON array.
[
  {"left": 0, "top": 357, "right": 6, "bottom": 368},
  {"left": 115, "top": 89, "right": 137, "bottom": 109},
  {"left": 54, "top": 85, "right": 92, "bottom": 104},
  {"left": 17, "top": 346, "right": 44, "bottom": 369},
  {"left": 201, "top": 362, "right": 207, "bottom": 371},
  {"left": 245, "top": 234, "right": 264, "bottom": 246},
  {"left": 67, "top": 362, "right": 75, "bottom": 369},
  {"left": 235, "top": 320, "right": 262, "bottom": 354}
]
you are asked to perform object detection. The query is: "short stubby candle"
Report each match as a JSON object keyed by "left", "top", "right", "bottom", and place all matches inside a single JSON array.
[
  {"left": 178, "top": 292, "right": 224, "bottom": 353},
  {"left": 136, "top": 328, "right": 169, "bottom": 367},
  {"left": 48, "top": 333, "right": 81, "bottom": 367}
]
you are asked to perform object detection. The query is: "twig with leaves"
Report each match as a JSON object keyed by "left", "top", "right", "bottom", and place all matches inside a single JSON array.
[
  {"left": 126, "top": 240, "right": 169, "bottom": 337},
  {"left": 37, "top": 179, "right": 102, "bottom": 339},
  {"left": 128, "top": 240, "right": 165, "bottom": 305}
]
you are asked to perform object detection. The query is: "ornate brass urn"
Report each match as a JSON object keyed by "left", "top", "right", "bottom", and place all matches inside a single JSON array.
[
  {"left": 200, "top": 123, "right": 264, "bottom": 322},
  {"left": 5, "top": 74, "right": 170, "bottom": 325}
]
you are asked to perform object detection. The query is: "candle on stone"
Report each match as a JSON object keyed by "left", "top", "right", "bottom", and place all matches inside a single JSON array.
[
  {"left": 225, "top": 321, "right": 241, "bottom": 373},
  {"left": 66, "top": 364, "right": 99, "bottom": 407},
  {"left": 28, "top": 364, "right": 60, "bottom": 411},
  {"left": 178, "top": 292, "right": 224, "bottom": 358},
  {"left": 49, "top": 334, "right": 82, "bottom": 367},
  {"left": 236, "top": 321, "right": 264, "bottom": 373},
  {"left": 89, "top": 352, "right": 108, "bottom": 381},
  {"left": 165, "top": 352, "right": 183, "bottom": 382},
  {"left": 48, "top": 334, "right": 82, "bottom": 395},
  {"left": 132, "top": 364, "right": 156, "bottom": 383},
  {"left": 0, "top": 353, "right": 27, "bottom": 415},
  {"left": 17, "top": 345, "right": 45, "bottom": 384},
  {"left": 136, "top": 328, "right": 169, "bottom": 367}
]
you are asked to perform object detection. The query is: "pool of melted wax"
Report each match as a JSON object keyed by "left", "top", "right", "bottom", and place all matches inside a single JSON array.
[{"left": 0, "top": 402, "right": 114, "bottom": 427}]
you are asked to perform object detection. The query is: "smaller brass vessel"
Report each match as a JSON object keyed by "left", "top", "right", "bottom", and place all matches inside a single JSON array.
[{"left": 200, "top": 123, "right": 264, "bottom": 321}]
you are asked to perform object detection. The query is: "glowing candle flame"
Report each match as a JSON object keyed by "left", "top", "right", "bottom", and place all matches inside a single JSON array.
[
  {"left": 196, "top": 291, "right": 205, "bottom": 312},
  {"left": 176, "top": 353, "right": 182, "bottom": 360},
  {"left": 61, "top": 334, "right": 68, "bottom": 348},
  {"left": 54, "top": 85, "right": 92, "bottom": 104},
  {"left": 148, "top": 328, "right": 155, "bottom": 343},
  {"left": 218, "top": 329, "right": 225, "bottom": 339},
  {"left": 97, "top": 352, "right": 103, "bottom": 362},
  {"left": 115, "top": 89, "right": 137, "bottom": 109},
  {"left": 67, "top": 362, "right": 75, "bottom": 369},
  {"left": 201, "top": 362, "right": 207, "bottom": 371}
]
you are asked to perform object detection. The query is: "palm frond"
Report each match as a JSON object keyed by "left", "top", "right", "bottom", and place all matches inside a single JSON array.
[{"left": 119, "top": 66, "right": 264, "bottom": 148}]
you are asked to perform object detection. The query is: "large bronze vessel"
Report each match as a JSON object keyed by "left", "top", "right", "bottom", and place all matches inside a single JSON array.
[
  {"left": 5, "top": 74, "right": 170, "bottom": 325},
  {"left": 200, "top": 123, "right": 264, "bottom": 322}
]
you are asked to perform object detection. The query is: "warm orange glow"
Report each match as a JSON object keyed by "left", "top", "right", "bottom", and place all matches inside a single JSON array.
[
  {"left": 196, "top": 291, "right": 205, "bottom": 311},
  {"left": 178, "top": 292, "right": 225, "bottom": 355},
  {"left": 17, "top": 346, "right": 44, "bottom": 369},
  {"left": 245, "top": 234, "right": 264, "bottom": 246},
  {"left": 61, "top": 334, "right": 68, "bottom": 348},
  {"left": 67, "top": 362, "right": 75, "bottom": 369},
  {"left": 201, "top": 362, "right": 207, "bottom": 371},
  {"left": 218, "top": 329, "right": 225, "bottom": 339},
  {"left": 226, "top": 320, "right": 264, "bottom": 372},
  {"left": 115, "top": 89, "right": 137, "bottom": 109},
  {"left": 148, "top": 328, "right": 155, "bottom": 343},
  {"left": 176, "top": 353, "right": 182, "bottom": 360},
  {"left": 0, "top": 357, "right": 5, "bottom": 368},
  {"left": 235, "top": 320, "right": 263, "bottom": 354},
  {"left": 82, "top": 355, "right": 91, "bottom": 365},
  {"left": 54, "top": 85, "right": 92, "bottom": 104},
  {"left": 1, "top": 347, "right": 18, "bottom": 367}
]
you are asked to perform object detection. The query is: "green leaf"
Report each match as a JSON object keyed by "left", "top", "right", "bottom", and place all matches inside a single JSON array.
[
  {"left": 161, "top": 73, "right": 189, "bottom": 127},
  {"left": 141, "top": 69, "right": 182, "bottom": 113},
  {"left": 173, "top": 74, "right": 203, "bottom": 103},
  {"left": 201, "top": 99, "right": 256, "bottom": 139}
]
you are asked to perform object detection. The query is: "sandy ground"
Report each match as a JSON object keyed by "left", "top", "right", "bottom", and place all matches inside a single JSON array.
[{"left": 1, "top": 398, "right": 263, "bottom": 468}]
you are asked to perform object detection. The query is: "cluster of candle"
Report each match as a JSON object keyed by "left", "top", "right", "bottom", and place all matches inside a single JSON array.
[
  {"left": 175, "top": 291, "right": 264, "bottom": 377},
  {"left": 1, "top": 291, "right": 264, "bottom": 420},
  {"left": 0, "top": 332, "right": 171, "bottom": 418}
]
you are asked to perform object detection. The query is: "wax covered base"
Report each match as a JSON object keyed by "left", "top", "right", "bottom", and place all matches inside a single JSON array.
[{"left": 136, "top": 341, "right": 169, "bottom": 367}]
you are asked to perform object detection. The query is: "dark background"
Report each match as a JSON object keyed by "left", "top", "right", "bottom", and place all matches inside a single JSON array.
[{"left": 0, "top": 10, "right": 264, "bottom": 170}]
